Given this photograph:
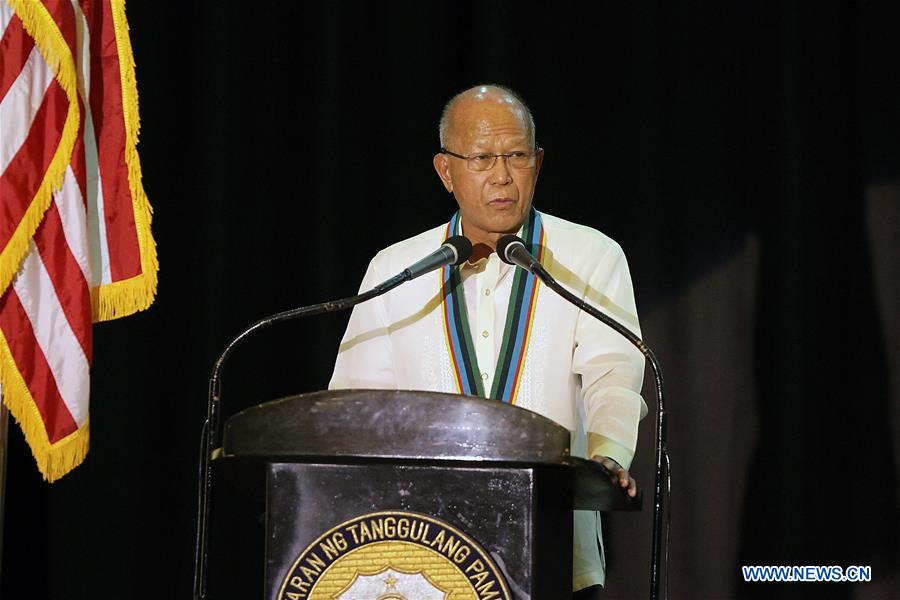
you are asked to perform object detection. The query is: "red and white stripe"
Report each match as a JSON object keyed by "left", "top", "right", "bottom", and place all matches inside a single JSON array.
[
  {"left": 0, "top": 0, "right": 113, "bottom": 456},
  {"left": 78, "top": 0, "right": 145, "bottom": 288}
]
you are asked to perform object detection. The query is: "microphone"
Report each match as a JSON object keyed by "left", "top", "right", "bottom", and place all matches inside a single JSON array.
[
  {"left": 496, "top": 234, "right": 670, "bottom": 600},
  {"left": 194, "top": 236, "right": 471, "bottom": 599},
  {"left": 402, "top": 235, "right": 472, "bottom": 281},
  {"left": 496, "top": 235, "right": 540, "bottom": 273}
]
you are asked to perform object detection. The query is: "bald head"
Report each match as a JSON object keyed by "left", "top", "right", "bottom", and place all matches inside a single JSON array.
[
  {"left": 439, "top": 84, "right": 536, "bottom": 149},
  {"left": 432, "top": 84, "right": 544, "bottom": 250}
]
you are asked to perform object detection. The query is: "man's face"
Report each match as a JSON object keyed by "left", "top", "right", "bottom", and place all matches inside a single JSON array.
[{"left": 433, "top": 95, "right": 543, "bottom": 247}]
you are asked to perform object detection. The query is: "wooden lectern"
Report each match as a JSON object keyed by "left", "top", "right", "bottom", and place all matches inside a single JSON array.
[{"left": 214, "top": 389, "right": 640, "bottom": 600}]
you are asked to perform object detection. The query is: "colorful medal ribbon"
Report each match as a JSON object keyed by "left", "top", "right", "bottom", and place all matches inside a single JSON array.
[{"left": 441, "top": 208, "right": 545, "bottom": 403}]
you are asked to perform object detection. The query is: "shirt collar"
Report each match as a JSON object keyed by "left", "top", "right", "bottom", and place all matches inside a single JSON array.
[{"left": 456, "top": 217, "right": 523, "bottom": 280}]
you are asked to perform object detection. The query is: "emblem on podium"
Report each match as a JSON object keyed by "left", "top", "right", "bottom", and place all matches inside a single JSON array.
[{"left": 278, "top": 510, "right": 511, "bottom": 600}]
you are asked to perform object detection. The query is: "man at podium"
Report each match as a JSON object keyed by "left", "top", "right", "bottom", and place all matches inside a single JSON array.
[{"left": 330, "top": 84, "right": 647, "bottom": 599}]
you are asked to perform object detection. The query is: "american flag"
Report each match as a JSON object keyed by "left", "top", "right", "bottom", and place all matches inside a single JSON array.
[{"left": 0, "top": 0, "right": 157, "bottom": 481}]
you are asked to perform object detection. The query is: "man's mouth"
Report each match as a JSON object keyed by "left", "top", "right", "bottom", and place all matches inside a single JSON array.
[{"left": 489, "top": 197, "right": 516, "bottom": 207}]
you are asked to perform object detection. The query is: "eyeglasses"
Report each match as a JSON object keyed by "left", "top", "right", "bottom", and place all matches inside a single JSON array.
[{"left": 440, "top": 147, "right": 541, "bottom": 172}]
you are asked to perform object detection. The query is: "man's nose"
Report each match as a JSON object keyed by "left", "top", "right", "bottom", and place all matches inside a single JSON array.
[{"left": 489, "top": 155, "right": 513, "bottom": 184}]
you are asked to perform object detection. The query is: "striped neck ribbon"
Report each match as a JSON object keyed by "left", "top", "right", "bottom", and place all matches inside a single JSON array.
[{"left": 441, "top": 208, "right": 545, "bottom": 403}]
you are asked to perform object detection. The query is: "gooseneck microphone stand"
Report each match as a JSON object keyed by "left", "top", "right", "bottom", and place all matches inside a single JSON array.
[
  {"left": 497, "top": 235, "right": 670, "bottom": 600},
  {"left": 192, "top": 237, "right": 472, "bottom": 600}
]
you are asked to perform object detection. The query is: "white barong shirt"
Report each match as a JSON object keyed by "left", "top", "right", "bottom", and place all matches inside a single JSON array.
[{"left": 330, "top": 210, "right": 647, "bottom": 590}]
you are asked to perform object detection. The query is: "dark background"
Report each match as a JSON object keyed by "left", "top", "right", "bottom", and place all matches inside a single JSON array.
[{"left": 3, "top": 1, "right": 899, "bottom": 598}]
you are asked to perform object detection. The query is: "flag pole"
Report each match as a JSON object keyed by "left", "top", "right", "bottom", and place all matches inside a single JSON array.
[{"left": 0, "top": 401, "right": 9, "bottom": 579}]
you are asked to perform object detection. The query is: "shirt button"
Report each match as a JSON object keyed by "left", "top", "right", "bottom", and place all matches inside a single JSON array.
[
  {"left": 481, "top": 372, "right": 489, "bottom": 380},
  {"left": 481, "top": 330, "right": 489, "bottom": 338},
  {"left": 484, "top": 288, "right": 491, "bottom": 296}
]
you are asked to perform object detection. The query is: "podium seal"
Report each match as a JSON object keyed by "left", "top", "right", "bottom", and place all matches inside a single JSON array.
[{"left": 278, "top": 510, "right": 511, "bottom": 600}]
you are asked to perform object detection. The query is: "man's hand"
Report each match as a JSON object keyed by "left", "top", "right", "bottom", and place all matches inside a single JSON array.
[{"left": 596, "top": 457, "right": 638, "bottom": 498}]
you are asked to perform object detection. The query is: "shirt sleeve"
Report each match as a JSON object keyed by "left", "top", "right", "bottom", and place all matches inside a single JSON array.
[
  {"left": 328, "top": 253, "right": 398, "bottom": 390},
  {"left": 571, "top": 242, "right": 648, "bottom": 470}
]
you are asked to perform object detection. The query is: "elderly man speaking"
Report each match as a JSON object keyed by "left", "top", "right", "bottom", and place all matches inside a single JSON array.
[{"left": 330, "top": 84, "right": 647, "bottom": 598}]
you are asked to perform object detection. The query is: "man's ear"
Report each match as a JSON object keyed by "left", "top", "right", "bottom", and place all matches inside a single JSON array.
[
  {"left": 534, "top": 147, "right": 545, "bottom": 178},
  {"left": 433, "top": 153, "right": 453, "bottom": 193}
]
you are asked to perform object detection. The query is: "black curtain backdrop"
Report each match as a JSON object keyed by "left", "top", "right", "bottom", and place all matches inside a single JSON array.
[{"left": 2, "top": 2, "right": 899, "bottom": 599}]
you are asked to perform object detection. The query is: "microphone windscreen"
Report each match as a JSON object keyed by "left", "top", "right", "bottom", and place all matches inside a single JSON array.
[
  {"left": 496, "top": 234, "right": 526, "bottom": 266},
  {"left": 444, "top": 235, "right": 473, "bottom": 266}
]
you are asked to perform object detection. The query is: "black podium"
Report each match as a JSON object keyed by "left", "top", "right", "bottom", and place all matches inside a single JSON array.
[{"left": 215, "top": 389, "right": 640, "bottom": 600}]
